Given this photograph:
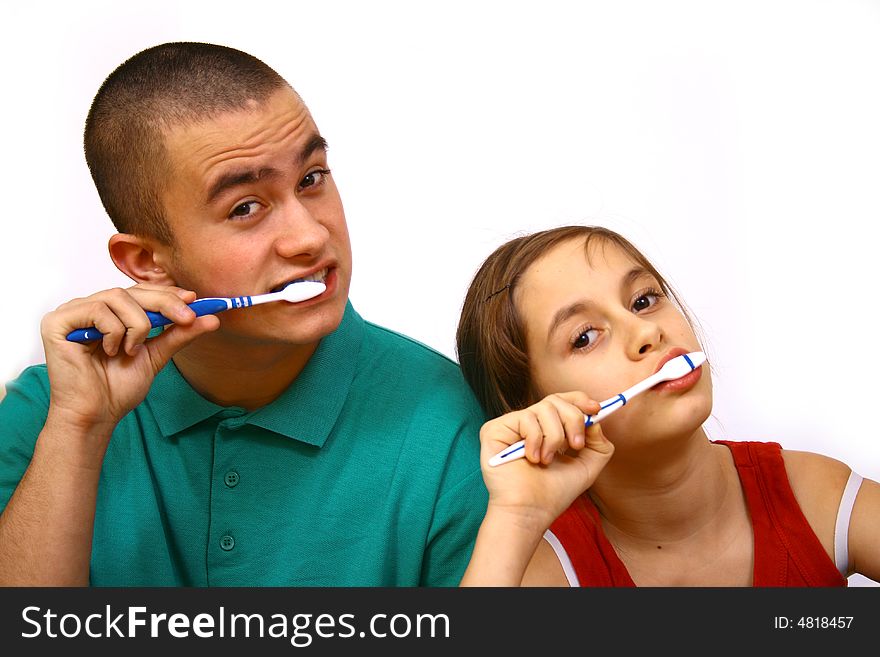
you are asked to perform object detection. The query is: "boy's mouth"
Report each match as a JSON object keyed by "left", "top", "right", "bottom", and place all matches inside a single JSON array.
[{"left": 269, "top": 267, "right": 329, "bottom": 294}]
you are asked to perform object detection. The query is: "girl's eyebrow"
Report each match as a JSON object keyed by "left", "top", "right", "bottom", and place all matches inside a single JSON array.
[
  {"left": 623, "top": 266, "right": 653, "bottom": 287},
  {"left": 545, "top": 267, "right": 653, "bottom": 341},
  {"left": 547, "top": 300, "right": 593, "bottom": 342}
]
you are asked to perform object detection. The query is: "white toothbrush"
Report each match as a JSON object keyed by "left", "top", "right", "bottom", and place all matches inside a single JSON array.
[
  {"left": 488, "top": 351, "right": 707, "bottom": 467},
  {"left": 66, "top": 280, "right": 327, "bottom": 343}
]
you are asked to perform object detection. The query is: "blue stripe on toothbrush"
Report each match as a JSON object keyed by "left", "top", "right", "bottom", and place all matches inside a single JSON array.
[
  {"left": 683, "top": 353, "right": 695, "bottom": 369},
  {"left": 499, "top": 444, "right": 526, "bottom": 460},
  {"left": 585, "top": 394, "right": 626, "bottom": 427}
]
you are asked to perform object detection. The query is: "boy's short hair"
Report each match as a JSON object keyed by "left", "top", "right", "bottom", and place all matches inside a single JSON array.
[{"left": 84, "top": 42, "right": 289, "bottom": 243}]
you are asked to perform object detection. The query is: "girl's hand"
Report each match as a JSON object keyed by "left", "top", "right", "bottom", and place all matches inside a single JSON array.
[{"left": 478, "top": 391, "right": 615, "bottom": 530}]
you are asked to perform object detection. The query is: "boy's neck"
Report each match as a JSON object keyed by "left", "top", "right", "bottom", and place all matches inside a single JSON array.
[{"left": 171, "top": 337, "right": 320, "bottom": 411}]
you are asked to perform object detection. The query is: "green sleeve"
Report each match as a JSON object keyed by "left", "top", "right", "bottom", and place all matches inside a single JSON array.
[
  {"left": 421, "top": 466, "right": 488, "bottom": 586},
  {"left": 0, "top": 365, "right": 51, "bottom": 512},
  {"left": 420, "top": 400, "right": 489, "bottom": 586}
]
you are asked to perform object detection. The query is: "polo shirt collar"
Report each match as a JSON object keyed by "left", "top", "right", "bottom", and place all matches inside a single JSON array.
[
  {"left": 146, "top": 301, "right": 364, "bottom": 447},
  {"left": 247, "top": 302, "right": 363, "bottom": 446},
  {"left": 147, "top": 361, "right": 225, "bottom": 437}
]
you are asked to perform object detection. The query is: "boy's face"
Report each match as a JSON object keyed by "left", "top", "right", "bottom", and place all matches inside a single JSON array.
[
  {"left": 153, "top": 87, "right": 352, "bottom": 346},
  {"left": 516, "top": 237, "right": 711, "bottom": 446}
]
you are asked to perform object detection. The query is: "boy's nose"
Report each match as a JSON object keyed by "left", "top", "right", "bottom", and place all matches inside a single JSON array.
[{"left": 273, "top": 200, "right": 330, "bottom": 258}]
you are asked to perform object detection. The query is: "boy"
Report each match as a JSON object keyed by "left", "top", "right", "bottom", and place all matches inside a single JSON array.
[{"left": 0, "top": 42, "right": 486, "bottom": 586}]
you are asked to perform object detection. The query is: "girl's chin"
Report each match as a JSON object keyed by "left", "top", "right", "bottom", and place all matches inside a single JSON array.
[{"left": 606, "top": 406, "right": 712, "bottom": 444}]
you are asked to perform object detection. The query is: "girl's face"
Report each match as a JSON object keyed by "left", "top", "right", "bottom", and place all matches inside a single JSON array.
[{"left": 516, "top": 237, "right": 712, "bottom": 445}]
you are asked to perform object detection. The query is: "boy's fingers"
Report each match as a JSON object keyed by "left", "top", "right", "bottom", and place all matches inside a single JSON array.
[
  {"left": 127, "top": 287, "right": 198, "bottom": 325},
  {"left": 144, "top": 315, "right": 219, "bottom": 373}
]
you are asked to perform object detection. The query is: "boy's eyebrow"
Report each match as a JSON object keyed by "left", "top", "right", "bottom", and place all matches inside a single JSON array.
[
  {"left": 205, "top": 167, "right": 282, "bottom": 204},
  {"left": 546, "top": 267, "right": 653, "bottom": 341},
  {"left": 205, "top": 133, "right": 328, "bottom": 204}
]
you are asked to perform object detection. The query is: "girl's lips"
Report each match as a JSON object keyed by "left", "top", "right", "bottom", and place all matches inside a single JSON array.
[
  {"left": 653, "top": 362, "right": 703, "bottom": 392},
  {"left": 654, "top": 347, "right": 690, "bottom": 374}
]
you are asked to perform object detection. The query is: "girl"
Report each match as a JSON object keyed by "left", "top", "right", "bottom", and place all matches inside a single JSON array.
[{"left": 457, "top": 226, "right": 878, "bottom": 586}]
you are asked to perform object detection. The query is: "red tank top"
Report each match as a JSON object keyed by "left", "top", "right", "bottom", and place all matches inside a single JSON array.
[{"left": 547, "top": 440, "right": 846, "bottom": 587}]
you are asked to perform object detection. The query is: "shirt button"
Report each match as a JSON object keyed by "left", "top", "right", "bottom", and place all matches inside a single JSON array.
[
  {"left": 220, "top": 535, "right": 235, "bottom": 551},
  {"left": 224, "top": 471, "right": 240, "bottom": 488}
]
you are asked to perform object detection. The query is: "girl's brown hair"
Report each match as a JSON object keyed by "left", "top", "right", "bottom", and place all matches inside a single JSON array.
[{"left": 456, "top": 226, "right": 693, "bottom": 418}]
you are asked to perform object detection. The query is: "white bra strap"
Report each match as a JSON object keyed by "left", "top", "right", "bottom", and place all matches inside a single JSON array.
[
  {"left": 834, "top": 470, "right": 864, "bottom": 577},
  {"left": 543, "top": 529, "right": 580, "bottom": 587}
]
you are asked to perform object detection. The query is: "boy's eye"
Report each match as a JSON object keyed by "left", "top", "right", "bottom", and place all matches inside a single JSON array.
[
  {"left": 229, "top": 200, "right": 259, "bottom": 219},
  {"left": 300, "top": 169, "right": 331, "bottom": 189}
]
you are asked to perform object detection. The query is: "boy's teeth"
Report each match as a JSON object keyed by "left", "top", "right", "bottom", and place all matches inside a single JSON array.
[
  {"left": 294, "top": 268, "right": 328, "bottom": 283},
  {"left": 273, "top": 268, "right": 328, "bottom": 292}
]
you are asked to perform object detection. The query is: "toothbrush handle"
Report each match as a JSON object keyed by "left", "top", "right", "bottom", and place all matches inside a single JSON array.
[
  {"left": 488, "top": 392, "right": 629, "bottom": 467},
  {"left": 143, "top": 298, "right": 234, "bottom": 328},
  {"left": 584, "top": 393, "right": 628, "bottom": 427},
  {"left": 488, "top": 359, "right": 698, "bottom": 467},
  {"left": 65, "top": 298, "right": 231, "bottom": 343}
]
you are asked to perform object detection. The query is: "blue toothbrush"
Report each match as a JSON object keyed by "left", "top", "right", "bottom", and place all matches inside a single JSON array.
[{"left": 66, "top": 280, "right": 326, "bottom": 343}]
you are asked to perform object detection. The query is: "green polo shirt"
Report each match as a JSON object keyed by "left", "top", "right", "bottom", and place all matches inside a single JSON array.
[{"left": 0, "top": 302, "right": 488, "bottom": 586}]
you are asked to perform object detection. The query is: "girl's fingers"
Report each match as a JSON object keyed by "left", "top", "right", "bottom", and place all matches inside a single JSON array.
[
  {"left": 544, "top": 394, "right": 588, "bottom": 451},
  {"left": 517, "top": 411, "right": 545, "bottom": 464},
  {"left": 552, "top": 390, "right": 601, "bottom": 417},
  {"left": 584, "top": 422, "right": 615, "bottom": 456},
  {"left": 533, "top": 401, "right": 565, "bottom": 464},
  {"left": 481, "top": 391, "right": 606, "bottom": 467}
]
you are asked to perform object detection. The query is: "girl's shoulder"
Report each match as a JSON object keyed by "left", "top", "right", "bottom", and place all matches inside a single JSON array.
[
  {"left": 781, "top": 448, "right": 853, "bottom": 497},
  {"left": 781, "top": 449, "right": 853, "bottom": 556}
]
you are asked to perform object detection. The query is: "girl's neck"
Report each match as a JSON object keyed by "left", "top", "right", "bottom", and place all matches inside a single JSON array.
[{"left": 588, "top": 431, "right": 739, "bottom": 546}]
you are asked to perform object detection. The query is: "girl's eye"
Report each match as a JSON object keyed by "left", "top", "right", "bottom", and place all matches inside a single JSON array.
[
  {"left": 572, "top": 327, "right": 599, "bottom": 350},
  {"left": 632, "top": 288, "right": 663, "bottom": 313},
  {"left": 228, "top": 200, "right": 260, "bottom": 219},
  {"left": 300, "top": 168, "right": 331, "bottom": 190}
]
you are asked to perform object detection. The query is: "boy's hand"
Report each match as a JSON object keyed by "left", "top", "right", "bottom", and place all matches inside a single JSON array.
[{"left": 40, "top": 283, "right": 219, "bottom": 440}]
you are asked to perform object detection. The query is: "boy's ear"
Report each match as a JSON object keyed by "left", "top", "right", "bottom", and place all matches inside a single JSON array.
[{"left": 108, "top": 233, "right": 176, "bottom": 285}]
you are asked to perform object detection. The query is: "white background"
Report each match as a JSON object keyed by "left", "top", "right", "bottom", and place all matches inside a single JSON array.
[{"left": 1, "top": 1, "right": 877, "bottom": 585}]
